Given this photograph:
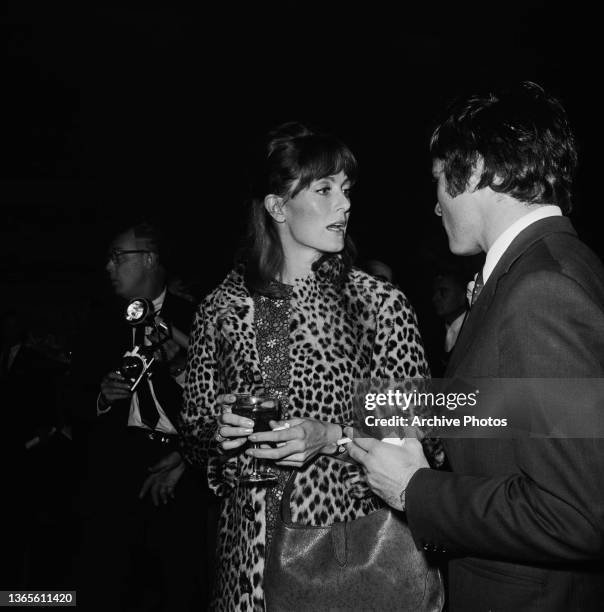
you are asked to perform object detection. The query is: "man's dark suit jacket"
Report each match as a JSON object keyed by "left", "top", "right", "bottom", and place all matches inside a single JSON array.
[{"left": 407, "top": 216, "right": 604, "bottom": 611}]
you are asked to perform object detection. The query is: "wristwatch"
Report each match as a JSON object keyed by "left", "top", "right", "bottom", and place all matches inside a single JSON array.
[
  {"left": 332, "top": 422, "right": 348, "bottom": 456},
  {"left": 334, "top": 441, "right": 348, "bottom": 456}
]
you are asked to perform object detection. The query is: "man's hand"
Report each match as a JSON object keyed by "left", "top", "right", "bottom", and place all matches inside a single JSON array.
[
  {"left": 139, "top": 451, "right": 185, "bottom": 506},
  {"left": 345, "top": 430, "right": 429, "bottom": 511},
  {"left": 100, "top": 371, "right": 132, "bottom": 406}
]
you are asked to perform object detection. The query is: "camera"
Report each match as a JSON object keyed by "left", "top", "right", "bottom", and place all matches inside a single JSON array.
[{"left": 119, "top": 297, "right": 171, "bottom": 391}]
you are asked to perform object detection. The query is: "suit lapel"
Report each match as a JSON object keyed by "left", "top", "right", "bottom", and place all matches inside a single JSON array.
[{"left": 446, "top": 216, "right": 577, "bottom": 375}]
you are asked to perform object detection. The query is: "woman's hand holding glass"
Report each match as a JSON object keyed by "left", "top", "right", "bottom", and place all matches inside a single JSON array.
[
  {"left": 246, "top": 417, "right": 342, "bottom": 468},
  {"left": 215, "top": 394, "right": 255, "bottom": 452}
]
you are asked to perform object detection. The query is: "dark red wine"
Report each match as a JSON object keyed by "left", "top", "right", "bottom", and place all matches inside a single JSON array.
[
  {"left": 251, "top": 405, "right": 278, "bottom": 433},
  {"left": 231, "top": 394, "right": 278, "bottom": 433}
]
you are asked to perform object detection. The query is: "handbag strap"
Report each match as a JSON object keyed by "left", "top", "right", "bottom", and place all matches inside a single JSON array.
[{"left": 279, "top": 471, "right": 297, "bottom": 526}]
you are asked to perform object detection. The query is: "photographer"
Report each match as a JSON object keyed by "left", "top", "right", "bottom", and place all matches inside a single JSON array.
[{"left": 71, "top": 222, "right": 216, "bottom": 612}]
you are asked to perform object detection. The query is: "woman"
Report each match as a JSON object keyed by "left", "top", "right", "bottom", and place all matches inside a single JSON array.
[{"left": 180, "top": 123, "right": 435, "bottom": 610}]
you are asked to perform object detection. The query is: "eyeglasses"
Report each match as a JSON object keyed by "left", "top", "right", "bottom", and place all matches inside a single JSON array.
[{"left": 106, "top": 249, "right": 152, "bottom": 264}]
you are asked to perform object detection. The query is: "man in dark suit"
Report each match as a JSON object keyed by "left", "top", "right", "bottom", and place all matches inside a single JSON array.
[
  {"left": 72, "top": 222, "right": 216, "bottom": 611},
  {"left": 348, "top": 82, "right": 604, "bottom": 610}
]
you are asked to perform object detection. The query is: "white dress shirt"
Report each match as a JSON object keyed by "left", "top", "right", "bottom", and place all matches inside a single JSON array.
[
  {"left": 467, "top": 206, "right": 562, "bottom": 304},
  {"left": 483, "top": 205, "right": 562, "bottom": 284}
]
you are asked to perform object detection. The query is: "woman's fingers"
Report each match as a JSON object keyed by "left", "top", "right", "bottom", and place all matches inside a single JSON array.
[
  {"left": 221, "top": 437, "right": 248, "bottom": 451},
  {"left": 217, "top": 393, "right": 237, "bottom": 406},
  {"left": 248, "top": 424, "right": 302, "bottom": 444},
  {"left": 246, "top": 439, "right": 304, "bottom": 460},
  {"left": 214, "top": 394, "right": 255, "bottom": 450},
  {"left": 217, "top": 395, "right": 254, "bottom": 439},
  {"left": 220, "top": 424, "right": 254, "bottom": 438},
  {"left": 221, "top": 411, "right": 254, "bottom": 429}
]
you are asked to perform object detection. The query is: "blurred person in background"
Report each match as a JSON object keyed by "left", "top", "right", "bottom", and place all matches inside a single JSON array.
[{"left": 429, "top": 270, "right": 468, "bottom": 377}]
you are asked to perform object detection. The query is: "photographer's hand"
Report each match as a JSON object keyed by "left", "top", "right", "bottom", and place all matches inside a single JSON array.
[
  {"left": 100, "top": 371, "right": 132, "bottom": 407},
  {"left": 139, "top": 451, "right": 185, "bottom": 506}
]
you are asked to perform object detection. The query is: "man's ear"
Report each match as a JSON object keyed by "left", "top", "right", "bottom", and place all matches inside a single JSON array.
[
  {"left": 468, "top": 156, "right": 485, "bottom": 192},
  {"left": 264, "top": 194, "right": 286, "bottom": 223},
  {"left": 144, "top": 251, "right": 158, "bottom": 269}
]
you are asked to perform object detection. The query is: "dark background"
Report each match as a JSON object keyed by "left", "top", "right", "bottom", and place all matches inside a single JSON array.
[{"left": 1, "top": 1, "right": 599, "bottom": 345}]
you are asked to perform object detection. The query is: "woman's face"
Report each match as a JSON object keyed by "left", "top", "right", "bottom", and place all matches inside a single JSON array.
[{"left": 280, "top": 170, "right": 352, "bottom": 260}]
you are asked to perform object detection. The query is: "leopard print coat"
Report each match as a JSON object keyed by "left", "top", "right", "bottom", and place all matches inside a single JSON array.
[{"left": 180, "top": 258, "right": 429, "bottom": 611}]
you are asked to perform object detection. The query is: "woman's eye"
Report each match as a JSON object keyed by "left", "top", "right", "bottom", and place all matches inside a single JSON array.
[
  {"left": 316, "top": 186, "right": 330, "bottom": 195},
  {"left": 343, "top": 188, "right": 351, "bottom": 199}
]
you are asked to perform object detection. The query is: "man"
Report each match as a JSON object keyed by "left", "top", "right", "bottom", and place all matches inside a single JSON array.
[
  {"left": 429, "top": 270, "right": 469, "bottom": 376},
  {"left": 348, "top": 82, "right": 604, "bottom": 610},
  {"left": 72, "top": 222, "right": 215, "bottom": 611}
]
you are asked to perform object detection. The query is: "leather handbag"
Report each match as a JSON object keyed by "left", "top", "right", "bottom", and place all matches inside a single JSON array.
[{"left": 264, "top": 473, "right": 444, "bottom": 611}]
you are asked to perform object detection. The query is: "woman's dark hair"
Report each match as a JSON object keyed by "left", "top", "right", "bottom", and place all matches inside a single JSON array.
[
  {"left": 243, "top": 122, "right": 358, "bottom": 295},
  {"left": 430, "top": 81, "right": 577, "bottom": 213}
]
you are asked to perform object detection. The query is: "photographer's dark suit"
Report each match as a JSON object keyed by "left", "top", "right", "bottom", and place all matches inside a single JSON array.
[{"left": 71, "top": 291, "right": 216, "bottom": 612}]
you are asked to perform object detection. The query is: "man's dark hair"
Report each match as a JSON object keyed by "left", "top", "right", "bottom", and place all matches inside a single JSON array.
[
  {"left": 430, "top": 81, "right": 578, "bottom": 213},
  {"left": 131, "top": 221, "right": 164, "bottom": 257},
  {"left": 110, "top": 220, "right": 170, "bottom": 269}
]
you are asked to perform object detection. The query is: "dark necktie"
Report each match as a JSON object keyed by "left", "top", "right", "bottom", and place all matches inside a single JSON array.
[
  {"left": 134, "top": 325, "right": 160, "bottom": 429},
  {"left": 471, "top": 270, "right": 484, "bottom": 306}
]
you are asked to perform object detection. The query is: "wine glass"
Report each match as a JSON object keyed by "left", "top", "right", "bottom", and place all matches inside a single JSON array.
[{"left": 231, "top": 392, "right": 280, "bottom": 485}]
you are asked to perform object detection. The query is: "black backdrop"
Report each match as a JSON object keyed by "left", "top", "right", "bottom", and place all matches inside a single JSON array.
[{"left": 0, "top": 1, "right": 600, "bottom": 342}]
